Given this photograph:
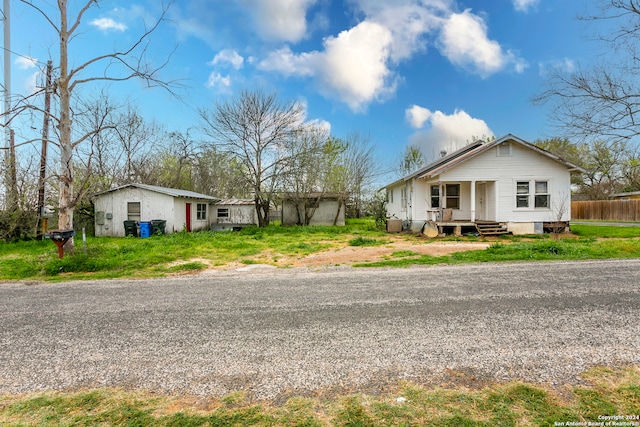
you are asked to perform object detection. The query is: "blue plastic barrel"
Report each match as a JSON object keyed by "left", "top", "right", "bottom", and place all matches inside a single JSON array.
[{"left": 139, "top": 221, "right": 151, "bottom": 238}]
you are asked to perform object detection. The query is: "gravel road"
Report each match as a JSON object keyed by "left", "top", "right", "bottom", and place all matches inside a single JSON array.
[{"left": 1, "top": 259, "right": 639, "bottom": 401}]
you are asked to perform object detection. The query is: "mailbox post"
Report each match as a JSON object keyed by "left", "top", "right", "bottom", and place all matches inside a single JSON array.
[{"left": 44, "top": 229, "right": 76, "bottom": 259}]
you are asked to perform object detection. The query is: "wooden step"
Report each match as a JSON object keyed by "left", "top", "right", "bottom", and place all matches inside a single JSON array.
[{"left": 475, "top": 221, "right": 510, "bottom": 236}]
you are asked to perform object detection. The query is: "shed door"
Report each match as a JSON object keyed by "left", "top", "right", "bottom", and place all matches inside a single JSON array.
[{"left": 186, "top": 203, "right": 192, "bottom": 232}]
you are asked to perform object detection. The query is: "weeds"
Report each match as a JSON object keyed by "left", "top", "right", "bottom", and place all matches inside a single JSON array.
[{"left": 1, "top": 366, "right": 638, "bottom": 427}]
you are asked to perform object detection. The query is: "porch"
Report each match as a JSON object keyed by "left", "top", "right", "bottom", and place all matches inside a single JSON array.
[{"left": 431, "top": 219, "right": 509, "bottom": 237}]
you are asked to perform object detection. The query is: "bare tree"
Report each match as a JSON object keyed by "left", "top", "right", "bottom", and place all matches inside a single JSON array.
[
  {"left": 199, "top": 90, "right": 306, "bottom": 227},
  {"left": 534, "top": 1, "right": 640, "bottom": 144},
  {"left": 4, "top": 0, "right": 174, "bottom": 248},
  {"left": 398, "top": 144, "right": 425, "bottom": 177}
]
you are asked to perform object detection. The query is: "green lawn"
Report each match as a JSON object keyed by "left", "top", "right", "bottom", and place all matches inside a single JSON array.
[{"left": 1, "top": 220, "right": 639, "bottom": 281}]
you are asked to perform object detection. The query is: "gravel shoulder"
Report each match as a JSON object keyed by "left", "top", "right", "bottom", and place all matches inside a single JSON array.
[{"left": 1, "top": 259, "right": 638, "bottom": 402}]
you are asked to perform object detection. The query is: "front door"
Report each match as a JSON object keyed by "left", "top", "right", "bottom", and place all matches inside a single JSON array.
[
  {"left": 186, "top": 203, "right": 192, "bottom": 232},
  {"left": 476, "top": 183, "right": 486, "bottom": 220}
]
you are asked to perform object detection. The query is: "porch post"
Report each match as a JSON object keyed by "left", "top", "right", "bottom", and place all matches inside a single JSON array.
[
  {"left": 438, "top": 181, "right": 444, "bottom": 220},
  {"left": 470, "top": 180, "right": 476, "bottom": 222}
]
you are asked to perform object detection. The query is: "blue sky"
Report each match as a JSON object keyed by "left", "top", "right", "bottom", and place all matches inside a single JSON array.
[{"left": 6, "top": 0, "right": 607, "bottom": 184}]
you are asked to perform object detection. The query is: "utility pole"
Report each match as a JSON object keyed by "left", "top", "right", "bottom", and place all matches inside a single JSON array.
[
  {"left": 2, "top": 0, "right": 12, "bottom": 210},
  {"left": 37, "top": 60, "right": 53, "bottom": 238}
]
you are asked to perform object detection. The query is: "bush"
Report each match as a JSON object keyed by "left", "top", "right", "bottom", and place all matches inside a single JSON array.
[{"left": 0, "top": 210, "right": 38, "bottom": 242}]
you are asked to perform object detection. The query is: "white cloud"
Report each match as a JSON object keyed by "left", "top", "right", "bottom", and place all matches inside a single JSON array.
[
  {"left": 438, "top": 9, "right": 526, "bottom": 77},
  {"left": 259, "top": 2, "right": 527, "bottom": 110},
  {"left": 90, "top": 17, "right": 128, "bottom": 32},
  {"left": 260, "top": 21, "right": 395, "bottom": 112},
  {"left": 406, "top": 106, "right": 493, "bottom": 161},
  {"left": 239, "top": 0, "right": 317, "bottom": 42},
  {"left": 24, "top": 71, "right": 41, "bottom": 94},
  {"left": 15, "top": 56, "right": 38, "bottom": 70},
  {"left": 206, "top": 72, "right": 232, "bottom": 92},
  {"left": 405, "top": 105, "right": 432, "bottom": 129},
  {"left": 350, "top": 0, "right": 447, "bottom": 63},
  {"left": 513, "top": 0, "right": 539, "bottom": 13},
  {"left": 210, "top": 49, "right": 244, "bottom": 70},
  {"left": 539, "top": 58, "right": 576, "bottom": 76}
]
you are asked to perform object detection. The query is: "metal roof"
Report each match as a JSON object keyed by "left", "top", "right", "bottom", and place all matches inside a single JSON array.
[
  {"left": 382, "top": 134, "right": 585, "bottom": 189},
  {"left": 215, "top": 198, "right": 255, "bottom": 205},
  {"left": 93, "top": 183, "right": 219, "bottom": 201}
]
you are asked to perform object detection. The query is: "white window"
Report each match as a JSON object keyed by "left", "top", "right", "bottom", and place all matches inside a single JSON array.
[
  {"left": 197, "top": 203, "right": 207, "bottom": 220},
  {"left": 430, "top": 185, "right": 440, "bottom": 208},
  {"left": 516, "top": 181, "right": 529, "bottom": 208},
  {"left": 217, "top": 208, "right": 229, "bottom": 218},
  {"left": 535, "top": 181, "right": 550, "bottom": 208},
  {"left": 400, "top": 188, "right": 407, "bottom": 211},
  {"left": 445, "top": 184, "right": 460, "bottom": 209},
  {"left": 516, "top": 180, "right": 550, "bottom": 209},
  {"left": 387, "top": 189, "right": 393, "bottom": 203}
]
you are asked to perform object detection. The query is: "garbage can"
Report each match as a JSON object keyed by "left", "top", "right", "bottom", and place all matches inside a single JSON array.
[
  {"left": 123, "top": 220, "right": 138, "bottom": 237},
  {"left": 151, "top": 219, "right": 166, "bottom": 235},
  {"left": 139, "top": 221, "right": 152, "bottom": 238}
]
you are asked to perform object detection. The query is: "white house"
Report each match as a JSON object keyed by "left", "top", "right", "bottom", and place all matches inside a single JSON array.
[
  {"left": 93, "top": 184, "right": 219, "bottom": 237},
  {"left": 384, "top": 134, "right": 584, "bottom": 236}
]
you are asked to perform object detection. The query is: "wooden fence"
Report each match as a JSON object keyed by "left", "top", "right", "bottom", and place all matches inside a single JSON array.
[{"left": 571, "top": 200, "right": 640, "bottom": 221}]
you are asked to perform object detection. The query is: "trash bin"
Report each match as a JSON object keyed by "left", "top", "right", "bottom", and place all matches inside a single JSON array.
[
  {"left": 123, "top": 220, "right": 138, "bottom": 237},
  {"left": 151, "top": 219, "right": 166, "bottom": 235},
  {"left": 139, "top": 221, "right": 152, "bottom": 238}
]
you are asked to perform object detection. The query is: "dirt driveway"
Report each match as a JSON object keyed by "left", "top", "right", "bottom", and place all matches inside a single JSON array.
[{"left": 279, "top": 236, "right": 491, "bottom": 268}]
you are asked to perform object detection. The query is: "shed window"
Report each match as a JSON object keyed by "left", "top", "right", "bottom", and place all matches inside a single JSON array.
[
  {"left": 445, "top": 184, "right": 460, "bottom": 209},
  {"left": 197, "top": 203, "right": 207, "bottom": 220},
  {"left": 127, "top": 202, "right": 141, "bottom": 221},
  {"left": 217, "top": 208, "right": 229, "bottom": 218}
]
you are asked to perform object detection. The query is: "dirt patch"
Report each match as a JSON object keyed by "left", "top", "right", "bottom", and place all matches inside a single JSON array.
[{"left": 287, "top": 236, "right": 491, "bottom": 268}]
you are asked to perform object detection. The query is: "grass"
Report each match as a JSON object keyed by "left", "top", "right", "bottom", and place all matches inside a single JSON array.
[
  {"left": 0, "top": 219, "right": 383, "bottom": 281},
  {"left": 0, "top": 366, "right": 638, "bottom": 426},
  {"left": 1, "top": 220, "right": 639, "bottom": 281}
]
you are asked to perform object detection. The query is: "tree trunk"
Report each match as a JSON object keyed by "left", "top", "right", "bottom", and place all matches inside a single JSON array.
[
  {"left": 58, "top": 1, "right": 74, "bottom": 250},
  {"left": 333, "top": 198, "right": 343, "bottom": 226}
]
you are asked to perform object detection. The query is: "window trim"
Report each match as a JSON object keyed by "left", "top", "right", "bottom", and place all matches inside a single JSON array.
[
  {"left": 196, "top": 203, "right": 207, "bottom": 221},
  {"left": 430, "top": 185, "right": 440, "bottom": 208},
  {"left": 515, "top": 179, "right": 551, "bottom": 210},
  {"left": 217, "top": 208, "right": 229, "bottom": 218},
  {"left": 534, "top": 181, "right": 550, "bottom": 209},
  {"left": 445, "top": 184, "right": 460, "bottom": 210}
]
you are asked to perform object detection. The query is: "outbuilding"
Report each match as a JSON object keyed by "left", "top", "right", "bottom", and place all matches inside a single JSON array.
[
  {"left": 210, "top": 198, "right": 258, "bottom": 231},
  {"left": 93, "top": 183, "right": 218, "bottom": 237}
]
